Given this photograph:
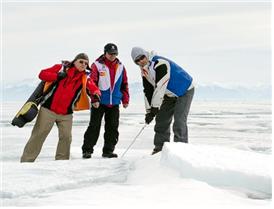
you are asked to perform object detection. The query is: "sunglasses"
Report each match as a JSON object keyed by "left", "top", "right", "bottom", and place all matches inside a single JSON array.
[
  {"left": 107, "top": 52, "right": 118, "bottom": 56},
  {"left": 79, "top": 60, "right": 88, "bottom": 65},
  {"left": 135, "top": 55, "right": 146, "bottom": 63}
]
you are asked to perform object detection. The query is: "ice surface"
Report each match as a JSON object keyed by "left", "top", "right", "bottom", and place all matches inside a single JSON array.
[
  {"left": 161, "top": 143, "right": 271, "bottom": 197},
  {"left": 0, "top": 102, "right": 272, "bottom": 208}
]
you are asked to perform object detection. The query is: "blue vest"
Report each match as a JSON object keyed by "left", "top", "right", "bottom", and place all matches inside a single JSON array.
[
  {"left": 94, "top": 61, "right": 124, "bottom": 105},
  {"left": 151, "top": 55, "right": 193, "bottom": 97}
]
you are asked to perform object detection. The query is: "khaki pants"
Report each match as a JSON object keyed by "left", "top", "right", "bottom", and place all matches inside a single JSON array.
[{"left": 21, "top": 107, "right": 73, "bottom": 162}]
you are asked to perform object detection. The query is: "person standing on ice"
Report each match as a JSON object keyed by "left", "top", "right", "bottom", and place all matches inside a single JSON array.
[
  {"left": 82, "top": 43, "right": 129, "bottom": 159},
  {"left": 131, "top": 47, "right": 194, "bottom": 155},
  {"left": 20, "top": 53, "right": 101, "bottom": 162}
]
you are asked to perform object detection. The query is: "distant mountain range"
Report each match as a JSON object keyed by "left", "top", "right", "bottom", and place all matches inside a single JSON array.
[{"left": 1, "top": 79, "right": 271, "bottom": 102}]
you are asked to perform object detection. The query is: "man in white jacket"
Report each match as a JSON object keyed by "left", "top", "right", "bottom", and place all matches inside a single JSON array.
[{"left": 131, "top": 47, "right": 194, "bottom": 155}]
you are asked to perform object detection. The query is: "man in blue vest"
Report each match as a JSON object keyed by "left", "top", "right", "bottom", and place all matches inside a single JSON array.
[{"left": 131, "top": 47, "right": 194, "bottom": 155}]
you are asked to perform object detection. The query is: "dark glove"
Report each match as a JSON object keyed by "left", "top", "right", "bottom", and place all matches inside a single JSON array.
[
  {"left": 145, "top": 112, "right": 155, "bottom": 124},
  {"left": 150, "top": 107, "right": 159, "bottom": 115},
  {"left": 61, "top": 60, "right": 71, "bottom": 68},
  {"left": 145, "top": 107, "right": 159, "bottom": 124},
  {"left": 57, "top": 71, "right": 67, "bottom": 81},
  {"left": 92, "top": 94, "right": 101, "bottom": 103}
]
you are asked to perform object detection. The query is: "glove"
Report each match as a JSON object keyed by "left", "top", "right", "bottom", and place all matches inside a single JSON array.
[
  {"left": 145, "top": 112, "right": 155, "bottom": 124},
  {"left": 61, "top": 60, "right": 71, "bottom": 68},
  {"left": 57, "top": 71, "right": 67, "bottom": 81},
  {"left": 145, "top": 107, "right": 159, "bottom": 124},
  {"left": 150, "top": 107, "right": 159, "bottom": 115}
]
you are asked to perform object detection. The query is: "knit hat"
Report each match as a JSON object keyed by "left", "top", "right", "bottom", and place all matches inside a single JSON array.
[
  {"left": 104, "top": 43, "right": 118, "bottom": 54},
  {"left": 72, "top": 53, "right": 89, "bottom": 64},
  {"left": 131, "top": 47, "right": 149, "bottom": 63}
]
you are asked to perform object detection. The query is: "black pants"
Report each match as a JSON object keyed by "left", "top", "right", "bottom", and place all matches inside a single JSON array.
[
  {"left": 154, "top": 88, "right": 194, "bottom": 148},
  {"left": 82, "top": 105, "right": 120, "bottom": 154}
]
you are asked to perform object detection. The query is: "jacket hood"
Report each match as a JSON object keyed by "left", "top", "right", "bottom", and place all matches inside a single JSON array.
[{"left": 131, "top": 47, "right": 149, "bottom": 63}]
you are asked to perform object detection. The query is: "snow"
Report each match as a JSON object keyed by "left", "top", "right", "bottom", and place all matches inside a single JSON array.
[
  {"left": 0, "top": 102, "right": 272, "bottom": 208},
  {"left": 161, "top": 143, "right": 271, "bottom": 197},
  {"left": 1, "top": 147, "right": 271, "bottom": 208}
]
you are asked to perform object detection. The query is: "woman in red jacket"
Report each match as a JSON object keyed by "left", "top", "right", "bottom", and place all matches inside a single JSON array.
[{"left": 21, "top": 53, "right": 100, "bottom": 162}]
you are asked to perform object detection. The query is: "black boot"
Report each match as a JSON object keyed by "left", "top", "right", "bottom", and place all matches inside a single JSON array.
[
  {"left": 82, "top": 151, "right": 92, "bottom": 159},
  {"left": 102, "top": 152, "right": 118, "bottom": 158},
  {"left": 151, "top": 147, "right": 162, "bottom": 155}
]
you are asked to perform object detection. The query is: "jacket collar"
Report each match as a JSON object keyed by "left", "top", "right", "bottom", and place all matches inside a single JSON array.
[{"left": 96, "top": 54, "right": 121, "bottom": 65}]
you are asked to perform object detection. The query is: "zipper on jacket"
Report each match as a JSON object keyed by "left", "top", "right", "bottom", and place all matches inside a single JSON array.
[
  {"left": 103, "top": 63, "right": 114, "bottom": 105},
  {"left": 110, "top": 92, "right": 112, "bottom": 105},
  {"left": 109, "top": 63, "right": 119, "bottom": 105}
]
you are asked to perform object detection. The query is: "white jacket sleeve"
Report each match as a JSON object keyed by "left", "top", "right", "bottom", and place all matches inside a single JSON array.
[{"left": 151, "top": 59, "right": 170, "bottom": 108}]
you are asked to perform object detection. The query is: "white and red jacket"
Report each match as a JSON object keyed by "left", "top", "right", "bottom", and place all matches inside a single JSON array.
[{"left": 90, "top": 55, "right": 129, "bottom": 106}]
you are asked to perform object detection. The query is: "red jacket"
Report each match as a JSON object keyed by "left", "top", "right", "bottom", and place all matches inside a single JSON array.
[{"left": 39, "top": 64, "right": 100, "bottom": 115}]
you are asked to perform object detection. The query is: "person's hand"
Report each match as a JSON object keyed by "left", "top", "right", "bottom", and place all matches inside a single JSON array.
[
  {"left": 93, "top": 94, "right": 100, "bottom": 102},
  {"left": 150, "top": 107, "right": 159, "bottom": 115},
  {"left": 57, "top": 71, "right": 67, "bottom": 81},
  {"left": 92, "top": 102, "right": 100, "bottom": 108},
  {"left": 145, "top": 107, "right": 159, "bottom": 124},
  {"left": 123, "top": 103, "right": 128, "bottom": 108},
  {"left": 145, "top": 112, "right": 155, "bottom": 124},
  {"left": 91, "top": 94, "right": 100, "bottom": 108}
]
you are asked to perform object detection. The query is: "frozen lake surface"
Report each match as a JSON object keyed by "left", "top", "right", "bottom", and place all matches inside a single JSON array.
[{"left": 0, "top": 101, "right": 272, "bottom": 208}]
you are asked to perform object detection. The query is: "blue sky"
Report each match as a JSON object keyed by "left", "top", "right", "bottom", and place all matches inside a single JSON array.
[{"left": 2, "top": 1, "right": 271, "bottom": 86}]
